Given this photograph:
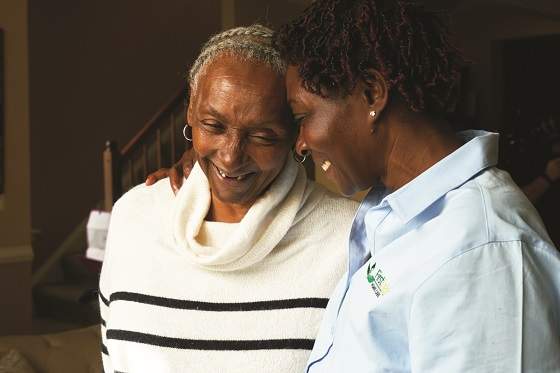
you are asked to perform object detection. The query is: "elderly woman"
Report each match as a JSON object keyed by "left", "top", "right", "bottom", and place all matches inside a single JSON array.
[
  {"left": 276, "top": 0, "right": 560, "bottom": 372},
  {"left": 98, "top": 25, "right": 357, "bottom": 373}
]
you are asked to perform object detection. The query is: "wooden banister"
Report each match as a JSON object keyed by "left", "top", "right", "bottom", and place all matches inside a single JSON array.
[
  {"left": 103, "top": 141, "right": 121, "bottom": 212},
  {"left": 103, "top": 86, "right": 187, "bottom": 209},
  {"left": 121, "top": 87, "right": 186, "bottom": 156}
]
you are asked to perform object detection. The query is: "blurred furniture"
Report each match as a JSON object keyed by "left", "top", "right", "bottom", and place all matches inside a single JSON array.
[{"left": 0, "top": 324, "right": 102, "bottom": 373}]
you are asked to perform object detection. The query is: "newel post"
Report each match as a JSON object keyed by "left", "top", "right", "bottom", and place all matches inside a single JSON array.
[{"left": 103, "top": 141, "right": 121, "bottom": 212}]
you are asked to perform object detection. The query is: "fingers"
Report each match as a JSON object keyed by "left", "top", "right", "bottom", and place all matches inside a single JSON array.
[
  {"left": 545, "top": 157, "right": 560, "bottom": 182},
  {"left": 146, "top": 149, "right": 196, "bottom": 194},
  {"left": 145, "top": 169, "right": 171, "bottom": 185},
  {"left": 181, "top": 148, "right": 196, "bottom": 179},
  {"left": 168, "top": 149, "right": 196, "bottom": 195},
  {"left": 169, "top": 165, "right": 183, "bottom": 195}
]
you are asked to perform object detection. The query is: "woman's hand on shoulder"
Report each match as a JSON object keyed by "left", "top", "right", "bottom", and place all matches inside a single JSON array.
[
  {"left": 545, "top": 157, "right": 560, "bottom": 183},
  {"left": 145, "top": 149, "right": 196, "bottom": 194}
]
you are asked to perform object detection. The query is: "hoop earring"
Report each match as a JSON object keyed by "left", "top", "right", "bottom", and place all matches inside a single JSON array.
[
  {"left": 293, "top": 150, "right": 308, "bottom": 164},
  {"left": 183, "top": 124, "right": 192, "bottom": 142}
]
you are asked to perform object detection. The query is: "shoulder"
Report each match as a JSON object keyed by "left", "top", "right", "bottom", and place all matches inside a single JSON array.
[
  {"left": 416, "top": 166, "right": 559, "bottom": 288},
  {"left": 473, "top": 167, "right": 551, "bottom": 244},
  {"left": 103, "top": 179, "right": 175, "bottom": 269},
  {"left": 298, "top": 180, "right": 359, "bottom": 225},
  {"left": 429, "top": 167, "right": 550, "bottom": 250},
  {"left": 109, "top": 178, "right": 175, "bottom": 234},
  {"left": 403, "top": 167, "right": 553, "bottom": 282},
  {"left": 112, "top": 178, "right": 174, "bottom": 217},
  {"left": 312, "top": 180, "right": 359, "bottom": 213}
]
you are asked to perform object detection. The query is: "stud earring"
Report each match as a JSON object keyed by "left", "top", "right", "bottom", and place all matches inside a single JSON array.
[
  {"left": 183, "top": 124, "right": 192, "bottom": 142},
  {"left": 321, "top": 160, "right": 332, "bottom": 172},
  {"left": 369, "top": 110, "right": 378, "bottom": 134}
]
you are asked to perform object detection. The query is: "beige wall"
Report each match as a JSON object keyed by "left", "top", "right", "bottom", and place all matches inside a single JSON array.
[
  {"left": 0, "top": 0, "right": 33, "bottom": 335},
  {"left": 29, "top": 1, "right": 222, "bottom": 268}
]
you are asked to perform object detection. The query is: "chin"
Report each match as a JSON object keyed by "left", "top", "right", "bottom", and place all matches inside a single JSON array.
[
  {"left": 331, "top": 176, "right": 358, "bottom": 197},
  {"left": 326, "top": 167, "right": 357, "bottom": 196},
  {"left": 338, "top": 185, "right": 360, "bottom": 197},
  {"left": 210, "top": 186, "right": 255, "bottom": 206}
]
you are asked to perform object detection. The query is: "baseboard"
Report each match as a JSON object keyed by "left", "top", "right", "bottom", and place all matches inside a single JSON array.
[{"left": 0, "top": 244, "right": 34, "bottom": 264}]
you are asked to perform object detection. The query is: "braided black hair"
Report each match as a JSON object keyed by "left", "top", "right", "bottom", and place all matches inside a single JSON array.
[
  {"left": 275, "top": 0, "right": 466, "bottom": 115},
  {"left": 189, "top": 24, "right": 285, "bottom": 98}
]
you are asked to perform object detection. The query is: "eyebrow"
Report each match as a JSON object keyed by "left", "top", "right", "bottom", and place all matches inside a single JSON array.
[
  {"left": 202, "top": 104, "right": 290, "bottom": 132},
  {"left": 202, "top": 105, "right": 229, "bottom": 124}
]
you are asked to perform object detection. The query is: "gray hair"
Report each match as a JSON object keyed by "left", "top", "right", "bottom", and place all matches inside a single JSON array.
[{"left": 188, "top": 24, "right": 286, "bottom": 97}]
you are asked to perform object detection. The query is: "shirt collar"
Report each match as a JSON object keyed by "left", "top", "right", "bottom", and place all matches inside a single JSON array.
[{"left": 383, "top": 130, "right": 499, "bottom": 223}]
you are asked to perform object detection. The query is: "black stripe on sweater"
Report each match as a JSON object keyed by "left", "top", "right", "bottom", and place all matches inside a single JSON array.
[
  {"left": 108, "top": 291, "right": 329, "bottom": 311},
  {"left": 101, "top": 343, "right": 109, "bottom": 355},
  {"left": 99, "top": 291, "right": 110, "bottom": 307},
  {"left": 107, "top": 329, "right": 315, "bottom": 350}
]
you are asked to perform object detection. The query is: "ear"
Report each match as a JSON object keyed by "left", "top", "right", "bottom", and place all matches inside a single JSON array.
[{"left": 361, "top": 68, "right": 388, "bottom": 124}]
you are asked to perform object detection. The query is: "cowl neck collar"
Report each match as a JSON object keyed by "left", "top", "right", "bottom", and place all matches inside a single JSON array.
[{"left": 171, "top": 158, "right": 308, "bottom": 271}]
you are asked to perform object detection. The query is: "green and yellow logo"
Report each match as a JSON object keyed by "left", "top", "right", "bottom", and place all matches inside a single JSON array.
[{"left": 367, "top": 262, "right": 390, "bottom": 297}]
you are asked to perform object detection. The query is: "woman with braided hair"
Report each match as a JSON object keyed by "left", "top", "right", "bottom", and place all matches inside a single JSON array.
[
  {"left": 99, "top": 24, "right": 357, "bottom": 372},
  {"left": 273, "top": 0, "right": 560, "bottom": 371}
]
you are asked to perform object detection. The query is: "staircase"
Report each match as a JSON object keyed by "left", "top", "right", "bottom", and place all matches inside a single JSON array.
[
  {"left": 104, "top": 87, "right": 189, "bottom": 210},
  {"left": 32, "top": 87, "right": 188, "bottom": 332}
]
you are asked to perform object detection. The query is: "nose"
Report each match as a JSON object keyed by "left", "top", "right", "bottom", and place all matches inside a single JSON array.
[
  {"left": 295, "top": 131, "right": 309, "bottom": 157},
  {"left": 218, "top": 133, "right": 245, "bottom": 169}
]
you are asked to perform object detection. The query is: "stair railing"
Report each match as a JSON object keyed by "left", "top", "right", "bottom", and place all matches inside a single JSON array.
[
  {"left": 32, "top": 87, "right": 188, "bottom": 287},
  {"left": 103, "top": 87, "right": 189, "bottom": 211}
]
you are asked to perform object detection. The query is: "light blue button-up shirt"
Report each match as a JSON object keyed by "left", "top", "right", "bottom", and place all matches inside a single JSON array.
[{"left": 307, "top": 130, "right": 560, "bottom": 372}]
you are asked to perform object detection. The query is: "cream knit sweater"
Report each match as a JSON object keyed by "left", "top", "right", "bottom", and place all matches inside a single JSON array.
[{"left": 99, "top": 159, "right": 358, "bottom": 373}]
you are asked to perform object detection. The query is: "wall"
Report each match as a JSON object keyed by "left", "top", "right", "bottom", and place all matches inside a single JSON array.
[
  {"left": 0, "top": 0, "right": 33, "bottom": 335},
  {"left": 451, "top": 2, "right": 560, "bottom": 132},
  {"left": 234, "top": 0, "right": 311, "bottom": 29},
  {"left": 29, "top": 1, "right": 222, "bottom": 268},
  {"left": 306, "top": 1, "right": 560, "bottom": 200}
]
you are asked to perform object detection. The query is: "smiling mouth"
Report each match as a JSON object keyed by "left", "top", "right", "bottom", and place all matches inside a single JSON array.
[{"left": 213, "top": 163, "right": 255, "bottom": 182}]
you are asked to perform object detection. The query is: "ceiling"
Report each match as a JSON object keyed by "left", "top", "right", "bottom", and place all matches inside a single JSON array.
[{"left": 425, "top": 0, "right": 560, "bottom": 17}]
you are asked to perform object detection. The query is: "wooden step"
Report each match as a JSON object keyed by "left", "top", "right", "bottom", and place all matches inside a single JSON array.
[{"left": 33, "top": 282, "right": 100, "bottom": 326}]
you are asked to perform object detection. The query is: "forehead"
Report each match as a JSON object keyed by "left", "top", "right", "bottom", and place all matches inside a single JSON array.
[
  {"left": 286, "top": 65, "right": 327, "bottom": 108},
  {"left": 286, "top": 65, "right": 302, "bottom": 96},
  {"left": 194, "top": 55, "right": 286, "bottom": 111}
]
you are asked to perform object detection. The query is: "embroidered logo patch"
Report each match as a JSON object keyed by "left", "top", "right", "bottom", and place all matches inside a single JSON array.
[{"left": 367, "top": 262, "right": 390, "bottom": 297}]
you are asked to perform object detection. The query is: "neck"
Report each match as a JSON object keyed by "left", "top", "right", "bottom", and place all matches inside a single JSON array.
[
  {"left": 206, "top": 194, "right": 253, "bottom": 223},
  {"left": 382, "top": 112, "right": 460, "bottom": 191}
]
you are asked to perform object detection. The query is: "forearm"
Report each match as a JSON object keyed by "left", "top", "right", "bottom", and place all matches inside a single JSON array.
[{"left": 521, "top": 176, "right": 550, "bottom": 203}]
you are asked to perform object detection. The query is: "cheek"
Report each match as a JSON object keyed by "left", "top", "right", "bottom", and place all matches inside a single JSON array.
[
  {"left": 301, "top": 122, "right": 332, "bottom": 151},
  {"left": 249, "top": 146, "right": 290, "bottom": 174},
  {"left": 192, "top": 130, "right": 213, "bottom": 158}
]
